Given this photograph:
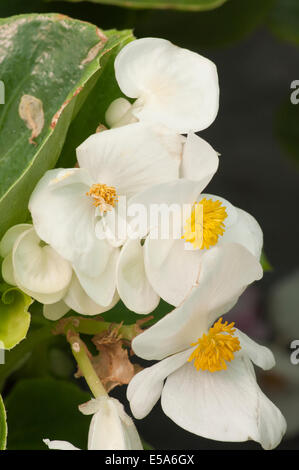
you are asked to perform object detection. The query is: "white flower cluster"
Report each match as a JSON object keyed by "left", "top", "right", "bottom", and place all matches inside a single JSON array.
[{"left": 0, "top": 38, "right": 286, "bottom": 450}]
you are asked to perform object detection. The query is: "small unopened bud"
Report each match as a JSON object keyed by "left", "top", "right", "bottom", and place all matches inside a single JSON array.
[{"left": 105, "top": 97, "right": 131, "bottom": 128}]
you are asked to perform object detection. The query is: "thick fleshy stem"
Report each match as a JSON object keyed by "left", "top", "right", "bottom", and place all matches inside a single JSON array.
[{"left": 66, "top": 328, "right": 107, "bottom": 399}]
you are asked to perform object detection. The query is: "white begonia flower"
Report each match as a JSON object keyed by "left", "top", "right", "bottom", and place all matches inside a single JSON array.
[
  {"left": 0, "top": 224, "right": 119, "bottom": 320},
  {"left": 0, "top": 224, "right": 72, "bottom": 304},
  {"left": 127, "top": 243, "right": 286, "bottom": 450},
  {"left": 29, "top": 122, "right": 182, "bottom": 307},
  {"left": 105, "top": 37, "right": 219, "bottom": 133},
  {"left": 143, "top": 200, "right": 263, "bottom": 307},
  {"left": 116, "top": 132, "right": 220, "bottom": 313},
  {"left": 0, "top": 224, "right": 118, "bottom": 317},
  {"left": 44, "top": 396, "right": 143, "bottom": 450},
  {"left": 116, "top": 134, "right": 262, "bottom": 311}
]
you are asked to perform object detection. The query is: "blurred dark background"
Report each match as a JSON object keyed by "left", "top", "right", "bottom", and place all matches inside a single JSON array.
[{"left": 1, "top": 0, "right": 298, "bottom": 451}]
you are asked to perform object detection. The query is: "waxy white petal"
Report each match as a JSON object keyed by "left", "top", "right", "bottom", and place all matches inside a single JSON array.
[
  {"left": 29, "top": 168, "right": 109, "bottom": 277},
  {"left": 117, "top": 239, "right": 160, "bottom": 314},
  {"left": 133, "top": 243, "right": 263, "bottom": 361},
  {"left": 2, "top": 253, "right": 16, "bottom": 286},
  {"left": 64, "top": 273, "right": 119, "bottom": 316},
  {"left": 127, "top": 349, "right": 190, "bottom": 420},
  {"left": 76, "top": 122, "right": 181, "bottom": 199},
  {"left": 85, "top": 397, "right": 143, "bottom": 450},
  {"left": 43, "top": 439, "right": 80, "bottom": 450},
  {"left": 219, "top": 208, "right": 263, "bottom": 259},
  {"left": 105, "top": 97, "right": 132, "bottom": 128},
  {"left": 0, "top": 224, "right": 32, "bottom": 258},
  {"left": 74, "top": 244, "right": 119, "bottom": 307},
  {"left": 237, "top": 329, "right": 275, "bottom": 370},
  {"left": 144, "top": 237, "right": 202, "bottom": 307},
  {"left": 161, "top": 356, "right": 286, "bottom": 450},
  {"left": 115, "top": 38, "right": 219, "bottom": 133},
  {"left": 12, "top": 228, "right": 72, "bottom": 297},
  {"left": 43, "top": 301, "right": 70, "bottom": 321},
  {"left": 180, "top": 133, "right": 219, "bottom": 185},
  {"left": 127, "top": 178, "right": 205, "bottom": 239}
]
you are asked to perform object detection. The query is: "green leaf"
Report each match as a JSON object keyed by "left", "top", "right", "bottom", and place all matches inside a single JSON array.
[
  {"left": 0, "top": 287, "right": 32, "bottom": 350},
  {"left": 0, "top": 13, "right": 132, "bottom": 238},
  {"left": 0, "top": 324, "right": 53, "bottom": 391},
  {"left": 0, "top": 394, "right": 7, "bottom": 450},
  {"left": 5, "top": 378, "right": 91, "bottom": 450},
  {"left": 57, "top": 30, "right": 134, "bottom": 168},
  {"left": 48, "top": 0, "right": 228, "bottom": 12},
  {"left": 132, "top": 0, "right": 275, "bottom": 48},
  {"left": 268, "top": 0, "right": 299, "bottom": 45}
]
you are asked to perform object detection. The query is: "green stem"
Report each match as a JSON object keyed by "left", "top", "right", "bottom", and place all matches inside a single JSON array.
[
  {"left": 67, "top": 329, "right": 107, "bottom": 399},
  {"left": 60, "top": 317, "right": 143, "bottom": 341}
]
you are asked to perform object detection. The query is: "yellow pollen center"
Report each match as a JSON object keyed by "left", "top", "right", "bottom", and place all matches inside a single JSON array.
[
  {"left": 188, "top": 317, "right": 241, "bottom": 373},
  {"left": 86, "top": 183, "right": 118, "bottom": 213},
  {"left": 182, "top": 198, "right": 227, "bottom": 250}
]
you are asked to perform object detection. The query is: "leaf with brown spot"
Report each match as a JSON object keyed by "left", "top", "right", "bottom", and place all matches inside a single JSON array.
[
  {"left": 18, "top": 95, "right": 44, "bottom": 145},
  {"left": 0, "top": 13, "right": 133, "bottom": 238}
]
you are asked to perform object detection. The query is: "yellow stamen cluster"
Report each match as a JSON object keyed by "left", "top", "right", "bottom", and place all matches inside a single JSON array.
[
  {"left": 182, "top": 198, "right": 227, "bottom": 250},
  {"left": 86, "top": 183, "right": 118, "bottom": 213},
  {"left": 188, "top": 317, "right": 241, "bottom": 373}
]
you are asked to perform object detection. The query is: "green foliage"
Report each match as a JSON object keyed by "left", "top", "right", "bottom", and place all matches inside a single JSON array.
[
  {"left": 57, "top": 30, "right": 134, "bottom": 168},
  {"left": 0, "top": 286, "right": 32, "bottom": 350},
  {"left": 5, "top": 378, "right": 91, "bottom": 450},
  {"left": 0, "top": 13, "right": 132, "bottom": 238},
  {"left": 0, "top": 324, "right": 53, "bottom": 391},
  {"left": 268, "top": 0, "right": 299, "bottom": 45},
  {"left": 102, "top": 299, "right": 173, "bottom": 325},
  {"left": 48, "top": 0, "right": 228, "bottom": 12},
  {"left": 0, "top": 394, "right": 7, "bottom": 450},
  {"left": 163, "top": 0, "right": 275, "bottom": 48}
]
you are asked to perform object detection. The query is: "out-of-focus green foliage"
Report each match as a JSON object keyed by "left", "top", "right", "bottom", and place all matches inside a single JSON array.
[
  {"left": 49, "top": 0, "right": 228, "bottom": 12},
  {"left": 102, "top": 299, "right": 173, "bottom": 326},
  {"left": 5, "top": 378, "right": 91, "bottom": 449},
  {"left": 0, "top": 324, "right": 53, "bottom": 391},
  {"left": 118, "top": 0, "right": 276, "bottom": 49},
  {"left": 268, "top": 0, "right": 299, "bottom": 45},
  {"left": 0, "top": 394, "right": 7, "bottom": 450},
  {"left": 0, "top": 13, "right": 132, "bottom": 239}
]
